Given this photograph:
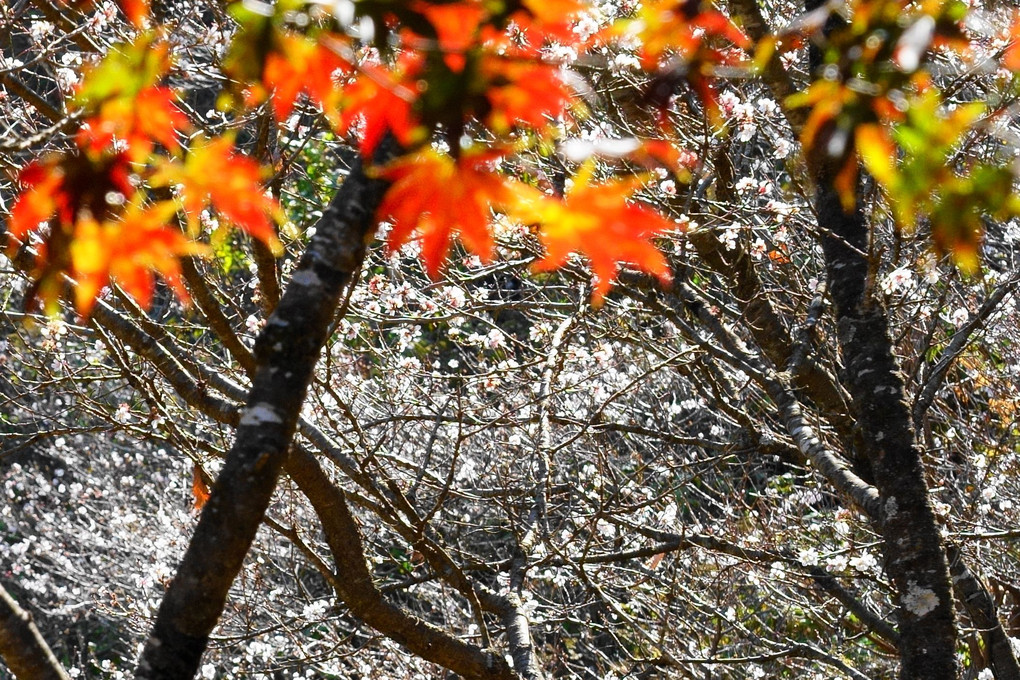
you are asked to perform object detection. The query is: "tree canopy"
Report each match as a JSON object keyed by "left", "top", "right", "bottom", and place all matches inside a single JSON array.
[{"left": 1, "top": 0, "right": 1020, "bottom": 678}]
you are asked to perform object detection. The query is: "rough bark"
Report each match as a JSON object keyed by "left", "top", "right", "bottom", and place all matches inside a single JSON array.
[
  {"left": 947, "top": 545, "right": 1020, "bottom": 680},
  {"left": 817, "top": 174, "right": 956, "bottom": 679},
  {"left": 135, "top": 140, "right": 396, "bottom": 679},
  {"left": 725, "top": 0, "right": 959, "bottom": 675},
  {"left": 0, "top": 582, "right": 70, "bottom": 680}
]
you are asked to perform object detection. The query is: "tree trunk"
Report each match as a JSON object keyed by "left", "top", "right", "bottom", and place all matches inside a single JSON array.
[
  {"left": 817, "top": 181, "right": 958, "bottom": 679},
  {"left": 0, "top": 582, "right": 70, "bottom": 680},
  {"left": 135, "top": 139, "right": 395, "bottom": 679}
]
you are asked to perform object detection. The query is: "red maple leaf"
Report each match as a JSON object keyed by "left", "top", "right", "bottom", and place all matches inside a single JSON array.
[
  {"left": 8, "top": 161, "right": 65, "bottom": 245},
  {"left": 8, "top": 151, "right": 134, "bottom": 245},
  {"left": 71, "top": 36, "right": 187, "bottom": 159},
  {"left": 375, "top": 149, "right": 544, "bottom": 277},
  {"left": 412, "top": 1, "right": 486, "bottom": 72},
  {"left": 614, "top": 0, "right": 749, "bottom": 127},
  {"left": 334, "top": 58, "right": 426, "bottom": 156},
  {"left": 515, "top": 0, "right": 586, "bottom": 38},
  {"left": 480, "top": 56, "right": 572, "bottom": 133},
  {"left": 262, "top": 34, "right": 351, "bottom": 121},
  {"left": 119, "top": 0, "right": 148, "bottom": 25}
]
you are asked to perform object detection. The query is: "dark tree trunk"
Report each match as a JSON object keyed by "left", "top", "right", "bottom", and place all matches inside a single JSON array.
[
  {"left": 795, "top": 0, "right": 959, "bottom": 672},
  {"left": 817, "top": 180, "right": 958, "bottom": 680},
  {"left": 135, "top": 140, "right": 396, "bottom": 679},
  {"left": 0, "top": 582, "right": 70, "bottom": 680}
]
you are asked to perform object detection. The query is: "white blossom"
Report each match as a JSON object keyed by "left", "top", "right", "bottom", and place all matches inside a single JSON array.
[{"left": 902, "top": 583, "right": 940, "bottom": 617}]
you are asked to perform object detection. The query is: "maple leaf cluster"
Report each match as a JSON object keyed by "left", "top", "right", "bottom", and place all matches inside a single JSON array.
[
  {"left": 11, "top": 0, "right": 1019, "bottom": 315},
  {"left": 219, "top": 0, "right": 588, "bottom": 155},
  {"left": 212, "top": 0, "right": 737, "bottom": 295},
  {"left": 376, "top": 150, "right": 673, "bottom": 301},
  {"left": 781, "top": 0, "right": 1020, "bottom": 269},
  {"left": 618, "top": 0, "right": 751, "bottom": 127},
  {"left": 7, "top": 34, "right": 282, "bottom": 315},
  {"left": 10, "top": 0, "right": 717, "bottom": 314}
]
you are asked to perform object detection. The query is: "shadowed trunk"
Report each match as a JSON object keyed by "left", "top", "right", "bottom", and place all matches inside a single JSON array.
[
  {"left": 0, "top": 582, "right": 70, "bottom": 680},
  {"left": 135, "top": 139, "right": 396, "bottom": 679},
  {"left": 817, "top": 180, "right": 957, "bottom": 679}
]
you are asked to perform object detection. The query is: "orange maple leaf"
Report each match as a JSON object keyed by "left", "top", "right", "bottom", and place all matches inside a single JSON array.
[
  {"left": 519, "top": 168, "right": 675, "bottom": 302},
  {"left": 262, "top": 34, "right": 350, "bottom": 121},
  {"left": 7, "top": 151, "right": 143, "bottom": 313},
  {"left": 334, "top": 59, "right": 425, "bottom": 156},
  {"left": 78, "top": 87, "right": 190, "bottom": 160},
  {"left": 191, "top": 464, "right": 211, "bottom": 511},
  {"left": 628, "top": 0, "right": 750, "bottom": 67},
  {"left": 70, "top": 201, "right": 206, "bottom": 314},
  {"left": 1004, "top": 13, "right": 1020, "bottom": 71},
  {"left": 375, "top": 149, "right": 544, "bottom": 277},
  {"left": 517, "top": 0, "right": 585, "bottom": 31},
  {"left": 152, "top": 136, "right": 283, "bottom": 253},
  {"left": 6, "top": 150, "right": 209, "bottom": 314}
]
